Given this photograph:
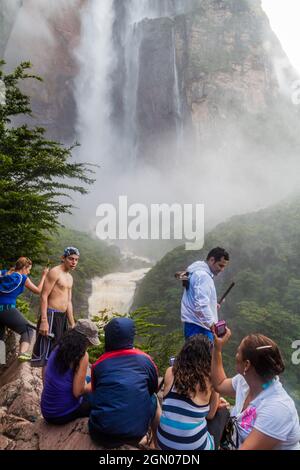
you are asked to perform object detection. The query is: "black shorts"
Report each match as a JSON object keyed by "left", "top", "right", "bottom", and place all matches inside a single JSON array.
[{"left": 31, "top": 309, "right": 68, "bottom": 368}]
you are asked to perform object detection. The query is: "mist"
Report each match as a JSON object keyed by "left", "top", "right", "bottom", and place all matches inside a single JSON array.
[
  {"left": 71, "top": 0, "right": 300, "bottom": 259},
  {"left": 1, "top": 0, "right": 300, "bottom": 260},
  {"left": 3, "top": 0, "right": 81, "bottom": 68}
]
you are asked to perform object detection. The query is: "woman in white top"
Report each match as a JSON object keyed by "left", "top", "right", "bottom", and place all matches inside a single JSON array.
[{"left": 211, "top": 329, "right": 300, "bottom": 450}]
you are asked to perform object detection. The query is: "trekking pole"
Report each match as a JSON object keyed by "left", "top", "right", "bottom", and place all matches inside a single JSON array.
[{"left": 218, "top": 282, "right": 235, "bottom": 305}]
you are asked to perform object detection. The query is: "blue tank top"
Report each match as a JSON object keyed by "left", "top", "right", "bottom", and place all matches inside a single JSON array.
[
  {"left": 0, "top": 272, "right": 27, "bottom": 305},
  {"left": 41, "top": 347, "right": 83, "bottom": 419}
]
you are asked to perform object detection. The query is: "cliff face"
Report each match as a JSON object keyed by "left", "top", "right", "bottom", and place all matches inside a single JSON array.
[
  {"left": 135, "top": 0, "right": 296, "bottom": 163},
  {"left": 1, "top": 0, "right": 298, "bottom": 158},
  {"left": 3, "top": 0, "right": 86, "bottom": 142}
]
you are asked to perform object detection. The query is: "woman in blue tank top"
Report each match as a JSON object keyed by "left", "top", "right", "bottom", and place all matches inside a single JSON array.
[
  {"left": 41, "top": 319, "right": 100, "bottom": 425},
  {"left": 0, "top": 257, "right": 48, "bottom": 361},
  {"left": 157, "top": 334, "right": 229, "bottom": 450}
]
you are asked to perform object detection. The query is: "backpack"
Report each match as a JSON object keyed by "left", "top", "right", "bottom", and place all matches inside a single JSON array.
[{"left": 0, "top": 272, "right": 23, "bottom": 294}]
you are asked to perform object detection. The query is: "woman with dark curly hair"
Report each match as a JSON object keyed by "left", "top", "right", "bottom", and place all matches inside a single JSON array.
[
  {"left": 157, "top": 334, "right": 225, "bottom": 450},
  {"left": 41, "top": 319, "right": 99, "bottom": 425}
]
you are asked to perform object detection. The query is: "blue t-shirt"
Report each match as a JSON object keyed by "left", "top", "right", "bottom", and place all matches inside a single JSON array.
[{"left": 0, "top": 272, "right": 27, "bottom": 305}]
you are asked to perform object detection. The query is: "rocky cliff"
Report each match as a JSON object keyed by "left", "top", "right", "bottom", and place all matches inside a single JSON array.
[
  {"left": 134, "top": 0, "right": 297, "bottom": 164},
  {"left": 2, "top": 0, "right": 86, "bottom": 142},
  {"left": 2, "top": 0, "right": 297, "bottom": 150}
]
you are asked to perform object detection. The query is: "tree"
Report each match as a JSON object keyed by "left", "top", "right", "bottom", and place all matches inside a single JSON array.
[{"left": 0, "top": 61, "right": 94, "bottom": 265}]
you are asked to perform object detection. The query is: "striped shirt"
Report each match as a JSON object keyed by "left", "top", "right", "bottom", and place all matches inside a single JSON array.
[{"left": 157, "top": 386, "right": 214, "bottom": 450}]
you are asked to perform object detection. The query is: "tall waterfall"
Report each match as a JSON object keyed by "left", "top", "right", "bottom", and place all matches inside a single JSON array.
[
  {"left": 74, "top": 0, "right": 190, "bottom": 172},
  {"left": 72, "top": 0, "right": 192, "bottom": 240},
  {"left": 74, "top": 0, "right": 115, "bottom": 168}
]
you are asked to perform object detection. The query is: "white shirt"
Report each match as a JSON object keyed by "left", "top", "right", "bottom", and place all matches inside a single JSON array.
[
  {"left": 181, "top": 261, "right": 218, "bottom": 330},
  {"left": 231, "top": 374, "right": 300, "bottom": 450}
]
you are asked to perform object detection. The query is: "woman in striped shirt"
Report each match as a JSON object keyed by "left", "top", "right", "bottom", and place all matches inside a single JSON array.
[{"left": 157, "top": 334, "right": 219, "bottom": 450}]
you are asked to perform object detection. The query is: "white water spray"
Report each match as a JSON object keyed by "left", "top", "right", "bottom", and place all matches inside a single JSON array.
[
  {"left": 74, "top": 0, "right": 114, "bottom": 169},
  {"left": 88, "top": 268, "right": 150, "bottom": 319}
]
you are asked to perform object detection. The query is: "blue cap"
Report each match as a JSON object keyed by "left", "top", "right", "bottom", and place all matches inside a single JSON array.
[{"left": 63, "top": 246, "right": 80, "bottom": 257}]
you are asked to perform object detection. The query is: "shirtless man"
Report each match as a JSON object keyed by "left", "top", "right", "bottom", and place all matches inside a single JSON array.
[{"left": 31, "top": 247, "right": 80, "bottom": 374}]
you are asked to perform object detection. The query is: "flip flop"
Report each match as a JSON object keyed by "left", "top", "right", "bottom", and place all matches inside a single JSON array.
[{"left": 18, "top": 352, "right": 32, "bottom": 362}]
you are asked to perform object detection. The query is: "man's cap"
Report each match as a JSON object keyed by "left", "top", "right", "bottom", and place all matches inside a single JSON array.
[
  {"left": 63, "top": 246, "right": 80, "bottom": 257},
  {"left": 74, "top": 319, "right": 100, "bottom": 346}
]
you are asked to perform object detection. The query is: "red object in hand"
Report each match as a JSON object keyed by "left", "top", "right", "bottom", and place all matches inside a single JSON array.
[{"left": 215, "top": 320, "right": 227, "bottom": 337}]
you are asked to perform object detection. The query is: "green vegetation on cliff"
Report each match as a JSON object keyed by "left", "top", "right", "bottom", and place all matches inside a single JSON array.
[{"left": 133, "top": 196, "right": 300, "bottom": 407}]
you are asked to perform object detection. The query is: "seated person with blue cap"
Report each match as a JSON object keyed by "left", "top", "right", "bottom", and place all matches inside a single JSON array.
[{"left": 88, "top": 317, "right": 161, "bottom": 448}]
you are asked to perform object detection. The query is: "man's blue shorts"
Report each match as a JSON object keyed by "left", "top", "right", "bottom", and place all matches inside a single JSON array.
[{"left": 184, "top": 322, "right": 214, "bottom": 342}]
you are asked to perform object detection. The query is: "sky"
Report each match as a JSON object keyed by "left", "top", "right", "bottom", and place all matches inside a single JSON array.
[{"left": 262, "top": 0, "right": 300, "bottom": 73}]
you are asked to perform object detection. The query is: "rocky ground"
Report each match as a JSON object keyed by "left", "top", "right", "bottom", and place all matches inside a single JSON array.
[{"left": 0, "top": 333, "right": 145, "bottom": 451}]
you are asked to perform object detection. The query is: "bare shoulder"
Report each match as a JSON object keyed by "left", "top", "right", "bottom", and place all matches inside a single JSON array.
[{"left": 48, "top": 266, "right": 62, "bottom": 280}]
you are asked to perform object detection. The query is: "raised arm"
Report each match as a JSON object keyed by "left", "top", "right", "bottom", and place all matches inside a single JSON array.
[
  {"left": 211, "top": 328, "right": 236, "bottom": 398},
  {"left": 25, "top": 267, "right": 49, "bottom": 295}
]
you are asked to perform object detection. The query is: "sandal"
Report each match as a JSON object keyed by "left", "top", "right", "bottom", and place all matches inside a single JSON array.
[{"left": 18, "top": 352, "right": 32, "bottom": 362}]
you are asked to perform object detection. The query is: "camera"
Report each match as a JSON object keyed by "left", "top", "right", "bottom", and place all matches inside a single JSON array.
[{"left": 215, "top": 320, "right": 226, "bottom": 337}]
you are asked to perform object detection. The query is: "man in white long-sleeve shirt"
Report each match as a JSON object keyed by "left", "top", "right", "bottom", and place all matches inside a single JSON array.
[{"left": 181, "top": 247, "right": 229, "bottom": 341}]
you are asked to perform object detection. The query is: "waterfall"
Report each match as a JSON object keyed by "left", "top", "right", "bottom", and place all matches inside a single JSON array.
[
  {"left": 88, "top": 268, "right": 151, "bottom": 319},
  {"left": 74, "top": 0, "right": 193, "bottom": 171},
  {"left": 0, "top": 0, "right": 22, "bottom": 57},
  {"left": 172, "top": 24, "right": 184, "bottom": 160},
  {"left": 74, "top": 0, "right": 114, "bottom": 169},
  {"left": 72, "top": 0, "right": 194, "bottom": 232}
]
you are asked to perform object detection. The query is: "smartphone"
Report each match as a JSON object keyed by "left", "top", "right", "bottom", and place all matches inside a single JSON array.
[
  {"left": 215, "top": 320, "right": 227, "bottom": 337},
  {"left": 169, "top": 356, "right": 176, "bottom": 366}
]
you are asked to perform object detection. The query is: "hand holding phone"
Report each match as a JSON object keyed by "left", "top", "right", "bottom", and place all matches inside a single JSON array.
[{"left": 215, "top": 320, "right": 227, "bottom": 337}]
